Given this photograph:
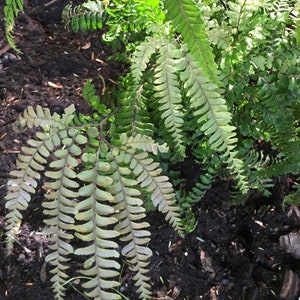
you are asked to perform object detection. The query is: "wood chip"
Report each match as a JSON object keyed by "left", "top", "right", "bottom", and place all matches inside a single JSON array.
[
  {"left": 47, "top": 81, "right": 63, "bottom": 89},
  {"left": 81, "top": 42, "right": 91, "bottom": 50}
]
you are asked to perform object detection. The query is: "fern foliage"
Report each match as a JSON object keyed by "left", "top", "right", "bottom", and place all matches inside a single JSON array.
[
  {"left": 62, "top": 0, "right": 105, "bottom": 32},
  {"left": 164, "top": 0, "right": 219, "bottom": 85},
  {"left": 5, "top": 105, "right": 76, "bottom": 250},
  {"left": 208, "top": 0, "right": 300, "bottom": 201},
  {"left": 4, "top": 0, "right": 300, "bottom": 298},
  {"left": 130, "top": 12, "right": 248, "bottom": 193},
  {"left": 4, "top": 0, "right": 23, "bottom": 52},
  {"left": 5, "top": 99, "right": 183, "bottom": 299}
]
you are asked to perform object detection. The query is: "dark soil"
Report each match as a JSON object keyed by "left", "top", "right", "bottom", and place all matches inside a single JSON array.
[{"left": 1, "top": 2, "right": 300, "bottom": 300}]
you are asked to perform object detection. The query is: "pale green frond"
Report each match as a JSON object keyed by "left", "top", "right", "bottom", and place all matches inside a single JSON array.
[
  {"left": 181, "top": 54, "right": 248, "bottom": 193},
  {"left": 129, "top": 151, "right": 184, "bottom": 237},
  {"left": 110, "top": 151, "right": 152, "bottom": 300},
  {"left": 131, "top": 34, "right": 165, "bottom": 83},
  {"left": 41, "top": 124, "right": 91, "bottom": 299},
  {"left": 43, "top": 156, "right": 78, "bottom": 299},
  {"left": 5, "top": 131, "right": 52, "bottom": 250},
  {"left": 18, "top": 105, "right": 75, "bottom": 130},
  {"left": 120, "top": 133, "right": 169, "bottom": 155},
  {"left": 74, "top": 148, "right": 121, "bottom": 300},
  {"left": 154, "top": 41, "right": 186, "bottom": 160}
]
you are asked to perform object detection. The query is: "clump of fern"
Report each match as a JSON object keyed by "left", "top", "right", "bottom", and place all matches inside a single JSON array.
[
  {"left": 5, "top": 80, "right": 183, "bottom": 300},
  {"left": 4, "top": 1, "right": 300, "bottom": 298},
  {"left": 205, "top": 0, "right": 300, "bottom": 203}
]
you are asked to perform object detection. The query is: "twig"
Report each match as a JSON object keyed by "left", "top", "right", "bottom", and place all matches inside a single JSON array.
[
  {"left": 44, "top": 0, "right": 59, "bottom": 7},
  {"left": 0, "top": 38, "right": 20, "bottom": 56},
  {"left": 0, "top": 43, "right": 12, "bottom": 57}
]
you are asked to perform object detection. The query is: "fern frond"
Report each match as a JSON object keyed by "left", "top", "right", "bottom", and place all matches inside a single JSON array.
[
  {"left": 42, "top": 124, "right": 90, "bottom": 299},
  {"left": 153, "top": 41, "right": 186, "bottom": 160},
  {"left": 120, "top": 133, "right": 169, "bottom": 156},
  {"left": 114, "top": 77, "right": 154, "bottom": 138},
  {"left": 62, "top": 0, "right": 105, "bottom": 32},
  {"left": 5, "top": 106, "right": 76, "bottom": 250},
  {"left": 181, "top": 54, "right": 248, "bottom": 193},
  {"left": 131, "top": 34, "right": 165, "bottom": 83},
  {"left": 43, "top": 160, "right": 78, "bottom": 299},
  {"left": 18, "top": 105, "right": 75, "bottom": 130},
  {"left": 75, "top": 147, "right": 121, "bottom": 300},
  {"left": 5, "top": 133, "right": 50, "bottom": 249},
  {"left": 110, "top": 150, "right": 152, "bottom": 300},
  {"left": 4, "top": 0, "right": 23, "bottom": 53},
  {"left": 119, "top": 133, "right": 183, "bottom": 236},
  {"left": 164, "top": 0, "right": 219, "bottom": 84}
]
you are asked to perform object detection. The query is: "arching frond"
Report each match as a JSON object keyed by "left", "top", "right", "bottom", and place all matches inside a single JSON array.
[
  {"left": 181, "top": 54, "right": 248, "bottom": 193},
  {"left": 153, "top": 41, "right": 186, "bottom": 160},
  {"left": 119, "top": 133, "right": 184, "bottom": 236},
  {"left": 18, "top": 105, "right": 75, "bottom": 130},
  {"left": 164, "top": 0, "right": 219, "bottom": 84},
  {"left": 110, "top": 150, "right": 152, "bottom": 299},
  {"left": 131, "top": 34, "right": 165, "bottom": 83},
  {"left": 43, "top": 147, "right": 80, "bottom": 299},
  {"left": 5, "top": 133, "right": 49, "bottom": 250},
  {"left": 114, "top": 77, "right": 154, "bottom": 139},
  {"left": 5, "top": 105, "right": 75, "bottom": 251}
]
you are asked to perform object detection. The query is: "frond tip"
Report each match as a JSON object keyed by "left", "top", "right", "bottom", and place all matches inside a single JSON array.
[{"left": 4, "top": 0, "right": 23, "bottom": 53}]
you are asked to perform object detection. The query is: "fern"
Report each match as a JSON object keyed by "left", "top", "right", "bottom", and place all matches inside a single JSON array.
[
  {"left": 5, "top": 106, "right": 76, "bottom": 250},
  {"left": 4, "top": 0, "right": 300, "bottom": 298},
  {"left": 131, "top": 34, "right": 165, "bottom": 84},
  {"left": 113, "top": 76, "right": 154, "bottom": 139},
  {"left": 4, "top": 0, "right": 23, "bottom": 53},
  {"left": 164, "top": 0, "right": 220, "bottom": 85},
  {"left": 75, "top": 146, "right": 121, "bottom": 299},
  {"left": 153, "top": 41, "right": 186, "bottom": 160},
  {"left": 62, "top": 0, "right": 105, "bottom": 32},
  {"left": 5, "top": 100, "right": 183, "bottom": 299}
]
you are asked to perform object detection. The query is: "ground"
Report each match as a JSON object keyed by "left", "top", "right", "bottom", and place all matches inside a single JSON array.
[{"left": 0, "top": 1, "right": 300, "bottom": 300}]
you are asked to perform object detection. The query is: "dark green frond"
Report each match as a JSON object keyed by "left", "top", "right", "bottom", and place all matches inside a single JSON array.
[
  {"left": 114, "top": 76, "right": 154, "bottom": 139},
  {"left": 62, "top": 0, "right": 105, "bottom": 32},
  {"left": 164, "top": 0, "right": 219, "bottom": 85}
]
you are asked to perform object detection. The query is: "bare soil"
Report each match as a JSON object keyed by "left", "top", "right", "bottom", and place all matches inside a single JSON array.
[{"left": 1, "top": 1, "right": 300, "bottom": 300}]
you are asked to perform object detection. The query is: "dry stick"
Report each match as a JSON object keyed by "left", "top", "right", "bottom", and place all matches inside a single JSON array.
[
  {"left": 44, "top": 0, "right": 59, "bottom": 7},
  {"left": 0, "top": 43, "right": 12, "bottom": 57},
  {"left": 0, "top": 38, "right": 20, "bottom": 56}
]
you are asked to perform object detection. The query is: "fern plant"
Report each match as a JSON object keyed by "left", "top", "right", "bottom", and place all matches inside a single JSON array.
[
  {"left": 5, "top": 80, "right": 183, "bottom": 300},
  {"left": 4, "top": 0, "right": 300, "bottom": 298},
  {"left": 206, "top": 0, "right": 300, "bottom": 203}
]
